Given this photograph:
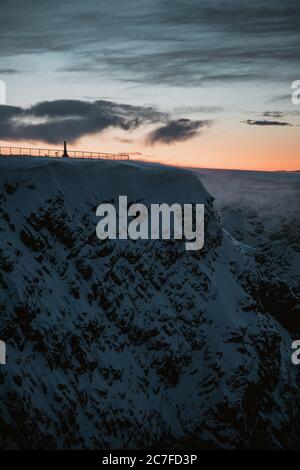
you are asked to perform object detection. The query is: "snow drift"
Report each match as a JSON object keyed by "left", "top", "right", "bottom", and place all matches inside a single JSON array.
[{"left": 0, "top": 156, "right": 299, "bottom": 449}]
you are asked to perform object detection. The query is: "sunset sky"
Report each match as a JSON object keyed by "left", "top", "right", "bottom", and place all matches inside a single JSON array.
[{"left": 0, "top": 0, "right": 299, "bottom": 170}]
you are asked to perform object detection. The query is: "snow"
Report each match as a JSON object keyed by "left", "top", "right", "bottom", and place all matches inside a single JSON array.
[
  {"left": 192, "top": 168, "right": 300, "bottom": 292},
  {"left": 0, "top": 156, "right": 299, "bottom": 449}
]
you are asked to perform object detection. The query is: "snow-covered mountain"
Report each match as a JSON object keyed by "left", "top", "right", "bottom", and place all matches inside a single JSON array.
[
  {"left": 193, "top": 168, "right": 300, "bottom": 332},
  {"left": 0, "top": 156, "right": 299, "bottom": 449}
]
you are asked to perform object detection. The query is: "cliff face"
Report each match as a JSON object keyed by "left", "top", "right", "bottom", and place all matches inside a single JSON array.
[{"left": 0, "top": 156, "right": 299, "bottom": 449}]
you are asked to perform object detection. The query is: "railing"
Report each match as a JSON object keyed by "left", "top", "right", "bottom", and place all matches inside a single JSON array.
[{"left": 0, "top": 146, "right": 130, "bottom": 161}]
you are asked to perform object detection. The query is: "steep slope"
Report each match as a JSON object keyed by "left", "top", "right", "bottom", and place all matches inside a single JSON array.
[
  {"left": 192, "top": 168, "right": 300, "bottom": 332},
  {"left": 0, "top": 156, "right": 299, "bottom": 449}
]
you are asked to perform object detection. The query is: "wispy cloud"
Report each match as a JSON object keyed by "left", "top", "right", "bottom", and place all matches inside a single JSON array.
[
  {"left": 267, "top": 94, "right": 293, "bottom": 104},
  {"left": 0, "top": 68, "right": 22, "bottom": 75},
  {"left": 262, "top": 111, "right": 285, "bottom": 118},
  {"left": 262, "top": 110, "right": 300, "bottom": 118},
  {"left": 244, "top": 119, "right": 292, "bottom": 126},
  {"left": 173, "top": 106, "right": 223, "bottom": 115},
  {"left": 0, "top": 0, "right": 299, "bottom": 86}
]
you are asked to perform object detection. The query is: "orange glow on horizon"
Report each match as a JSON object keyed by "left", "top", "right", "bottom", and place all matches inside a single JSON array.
[{"left": 0, "top": 122, "right": 299, "bottom": 172}]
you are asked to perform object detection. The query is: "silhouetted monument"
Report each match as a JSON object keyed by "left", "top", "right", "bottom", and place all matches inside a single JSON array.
[{"left": 62, "top": 141, "right": 69, "bottom": 158}]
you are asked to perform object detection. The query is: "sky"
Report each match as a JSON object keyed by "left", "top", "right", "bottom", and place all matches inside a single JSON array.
[{"left": 0, "top": 0, "right": 299, "bottom": 170}]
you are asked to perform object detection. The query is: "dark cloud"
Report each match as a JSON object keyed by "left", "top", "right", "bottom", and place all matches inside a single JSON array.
[
  {"left": 0, "top": 0, "right": 299, "bottom": 86},
  {"left": 244, "top": 119, "right": 292, "bottom": 126},
  {"left": 0, "top": 104, "right": 22, "bottom": 119},
  {"left": 0, "top": 100, "right": 213, "bottom": 145},
  {"left": 0, "top": 99, "right": 167, "bottom": 144},
  {"left": 147, "top": 119, "right": 212, "bottom": 145}
]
